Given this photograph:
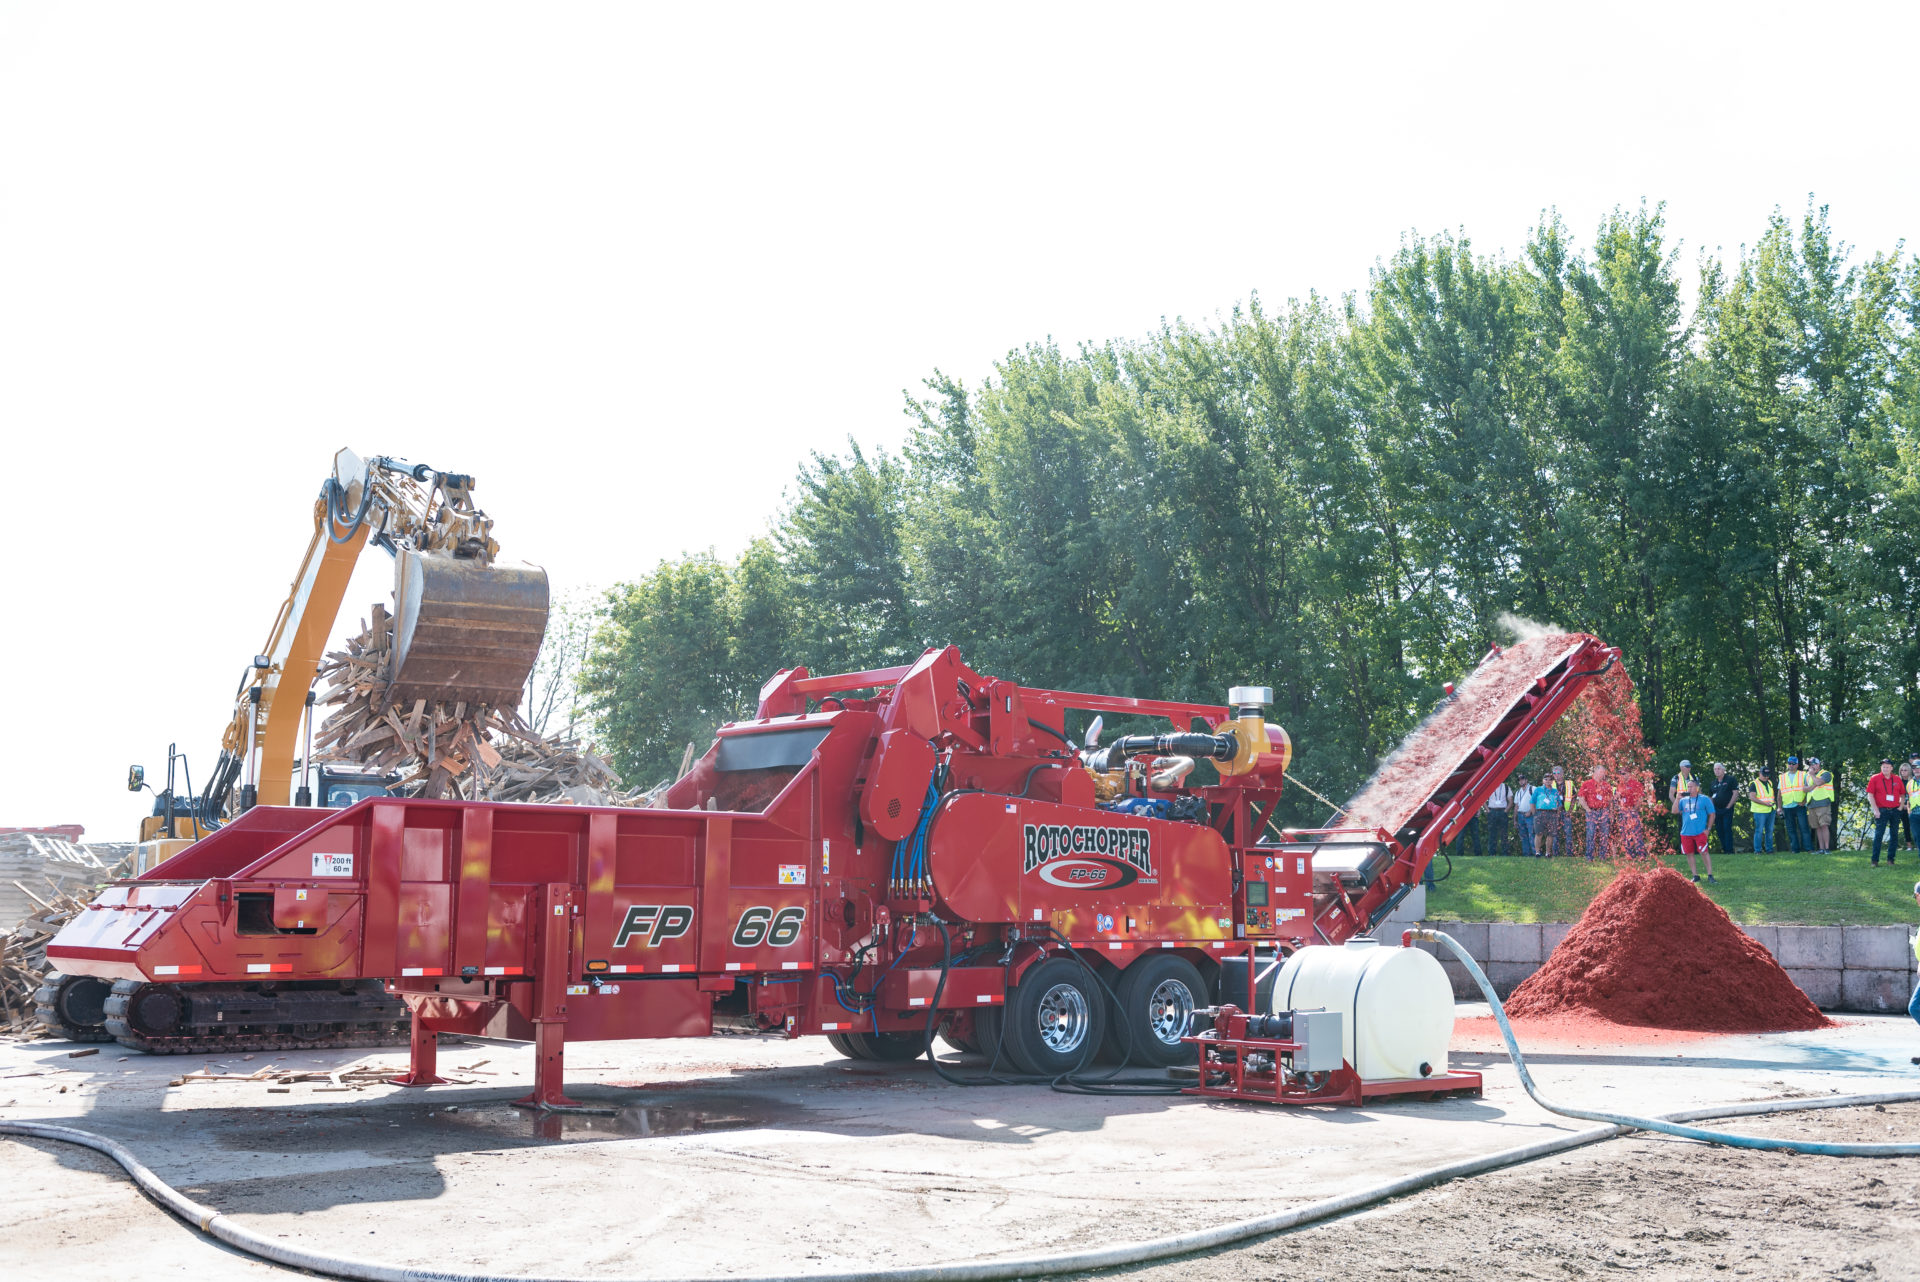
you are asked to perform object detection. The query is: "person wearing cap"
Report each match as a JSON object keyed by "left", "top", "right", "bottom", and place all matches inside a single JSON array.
[
  {"left": 1868, "top": 759, "right": 1905, "bottom": 866},
  {"left": 1778, "top": 756, "right": 1811, "bottom": 853},
  {"left": 1750, "top": 769, "right": 1776, "bottom": 853},
  {"left": 1806, "top": 758, "right": 1835, "bottom": 853},
  {"left": 1669, "top": 759, "right": 1697, "bottom": 844},
  {"left": 1677, "top": 777, "right": 1717, "bottom": 884},
  {"left": 1708, "top": 762, "right": 1738, "bottom": 854}
]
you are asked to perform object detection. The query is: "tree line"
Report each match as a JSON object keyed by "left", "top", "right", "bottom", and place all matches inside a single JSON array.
[{"left": 581, "top": 202, "right": 1920, "bottom": 825}]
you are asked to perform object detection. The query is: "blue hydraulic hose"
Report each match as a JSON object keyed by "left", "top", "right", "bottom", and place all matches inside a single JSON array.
[{"left": 1416, "top": 927, "right": 1920, "bottom": 1157}]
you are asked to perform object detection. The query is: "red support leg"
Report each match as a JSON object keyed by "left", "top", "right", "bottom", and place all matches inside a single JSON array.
[
  {"left": 388, "top": 1004, "right": 450, "bottom": 1086},
  {"left": 512, "top": 1018, "right": 582, "bottom": 1110},
  {"left": 511, "top": 882, "right": 583, "bottom": 1110}
]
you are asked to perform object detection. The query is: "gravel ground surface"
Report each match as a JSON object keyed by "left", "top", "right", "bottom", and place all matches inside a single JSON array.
[
  {"left": 4, "top": 1017, "right": 1917, "bottom": 1280},
  {"left": 1111, "top": 1104, "right": 1920, "bottom": 1282}
]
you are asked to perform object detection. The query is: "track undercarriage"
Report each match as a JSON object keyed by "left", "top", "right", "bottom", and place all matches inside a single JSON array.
[{"left": 36, "top": 971, "right": 407, "bottom": 1054}]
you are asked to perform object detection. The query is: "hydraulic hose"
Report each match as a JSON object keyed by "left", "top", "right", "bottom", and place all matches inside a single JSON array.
[
  {"left": 1414, "top": 927, "right": 1920, "bottom": 1157},
  {"left": 9, "top": 1084, "right": 1920, "bottom": 1282}
]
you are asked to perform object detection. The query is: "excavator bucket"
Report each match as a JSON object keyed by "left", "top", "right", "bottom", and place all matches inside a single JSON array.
[{"left": 389, "top": 550, "right": 550, "bottom": 711}]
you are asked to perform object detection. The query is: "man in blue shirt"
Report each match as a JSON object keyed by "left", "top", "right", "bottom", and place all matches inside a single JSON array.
[
  {"left": 1532, "top": 774, "right": 1563, "bottom": 858},
  {"left": 1677, "top": 778, "right": 1717, "bottom": 884}
]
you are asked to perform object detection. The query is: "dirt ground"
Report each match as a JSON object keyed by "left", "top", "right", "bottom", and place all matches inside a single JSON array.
[
  {"left": 1119, "top": 1105, "right": 1920, "bottom": 1282},
  {"left": 4, "top": 1015, "right": 1918, "bottom": 1281}
]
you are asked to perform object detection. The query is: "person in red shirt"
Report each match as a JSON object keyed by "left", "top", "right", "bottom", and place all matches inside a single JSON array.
[
  {"left": 1615, "top": 770, "right": 1649, "bottom": 860},
  {"left": 1578, "top": 765, "right": 1614, "bottom": 861},
  {"left": 1867, "top": 759, "right": 1905, "bottom": 867}
]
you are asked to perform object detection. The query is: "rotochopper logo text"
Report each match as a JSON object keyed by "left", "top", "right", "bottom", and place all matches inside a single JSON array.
[{"left": 1022, "top": 824, "right": 1153, "bottom": 876}]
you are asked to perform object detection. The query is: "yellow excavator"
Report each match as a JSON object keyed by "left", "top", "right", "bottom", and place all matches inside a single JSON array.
[{"left": 37, "top": 448, "right": 549, "bottom": 1049}]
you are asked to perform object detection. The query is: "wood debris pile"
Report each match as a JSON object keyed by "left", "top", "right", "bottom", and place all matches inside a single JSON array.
[
  {"left": 2, "top": 881, "right": 91, "bottom": 1036},
  {"left": 314, "top": 605, "right": 642, "bottom": 806},
  {"left": 168, "top": 1059, "right": 495, "bottom": 1090},
  {"left": 167, "top": 1054, "right": 493, "bottom": 1090}
]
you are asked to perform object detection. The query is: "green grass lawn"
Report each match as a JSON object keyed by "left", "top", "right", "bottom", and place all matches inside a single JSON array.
[{"left": 1425, "top": 847, "right": 1920, "bottom": 926}]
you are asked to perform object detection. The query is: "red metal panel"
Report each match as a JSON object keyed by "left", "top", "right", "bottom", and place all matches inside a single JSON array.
[
  {"left": 860, "top": 730, "right": 935, "bottom": 842},
  {"left": 696, "top": 818, "right": 731, "bottom": 977},
  {"left": 583, "top": 812, "right": 617, "bottom": 973},
  {"left": 361, "top": 805, "right": 405, "bottom": 978},
  {"left": 453, "top": 807, "right": 493, "bottom": 976},
  {"left": 401, "top": 824, "right": 450, "bottom": 881},
  {"left": 926, "top": 794, "right": 1232, "bottom": 927},
  {"left": 559, "top": 979, "right": 712, "bottom": 1041},
  {"left": 271, "top": 885, "right": 327, "bottom": 930},
  {"left": 395, "top": 883, "right": 450, "bottom": 976},
  {"left": 484, "top": 886, "right": 530, "bottom": 973}
]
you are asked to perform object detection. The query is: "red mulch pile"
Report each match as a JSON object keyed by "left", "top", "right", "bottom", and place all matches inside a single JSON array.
[
  {"left": 1344, "top": 632, "right": 1589, "bottom": 835},
  {"left": 1504, "top": 866, "right": 1832, "bottom": 1033}
]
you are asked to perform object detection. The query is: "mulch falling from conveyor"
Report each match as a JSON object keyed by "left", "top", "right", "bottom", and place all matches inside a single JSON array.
[{"left": 1342, "top": 631, "right": 1591, "bottom": 835}]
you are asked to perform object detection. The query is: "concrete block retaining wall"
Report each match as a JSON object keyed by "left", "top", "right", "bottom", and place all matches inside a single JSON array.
[{"left": 1409, "top": 919, "right": 1918, "bottom": 1013}]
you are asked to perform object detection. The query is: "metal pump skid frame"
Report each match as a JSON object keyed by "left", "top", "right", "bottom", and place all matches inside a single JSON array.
[{"left": 48, "top": 637, "right": 1622, "bottom": 1107}]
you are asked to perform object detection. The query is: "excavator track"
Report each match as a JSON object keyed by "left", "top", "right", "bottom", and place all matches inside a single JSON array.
[
  {"left": 102, "top": 978, "right": 409, "bottom": 1055},
  {"left": 32, "top": 972, "right": 116, "bottom": 1043}
]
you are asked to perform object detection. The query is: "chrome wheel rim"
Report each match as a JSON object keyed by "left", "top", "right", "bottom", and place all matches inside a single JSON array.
[
  {"left": 1146, "top": 977, "right": 1194, "bottom": 1045},
  {"left": 1035, "top": 983, "right": 1090, "bottom": 1053}
]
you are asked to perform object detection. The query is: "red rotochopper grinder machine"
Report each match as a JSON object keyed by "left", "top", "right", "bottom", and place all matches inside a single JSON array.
[{"left": 48, "top": 637, "right": 1620, "bottom": 1108}]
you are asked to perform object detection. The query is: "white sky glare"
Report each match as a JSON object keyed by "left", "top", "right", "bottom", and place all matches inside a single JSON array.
[{"left": 3, "top": 2, "right": 1916, "bottom": 840}]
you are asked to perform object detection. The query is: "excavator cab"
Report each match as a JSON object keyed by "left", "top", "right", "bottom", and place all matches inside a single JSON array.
[{"left": 316, "top": 767, "right": 403, "bottom": 809}]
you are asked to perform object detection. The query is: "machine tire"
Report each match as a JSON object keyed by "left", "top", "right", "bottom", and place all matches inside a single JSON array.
[
  {"left": 32, "top": 972, "right": 114, "bottom": 1043},
  {"left": 1113, "top": 954, "right": 1205, "bottom": 1067},
  {"left": 825, "top": 1031, "right": 870, "bottom": 1060},
  {"left": 1001, "top": 957, "right": 1105, "bottom": 1078},
  {"left": 846, "top": 1030, "right": 929, "bottom": 1062},
  {"left": 973, "top": 1006, "right": 1014, "bottom": 1073}
]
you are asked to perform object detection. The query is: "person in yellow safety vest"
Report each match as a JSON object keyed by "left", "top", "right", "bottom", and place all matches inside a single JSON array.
[
  {"left": 1905, "top": 764, "right": 1920, "bottom": 854},
  {"left": 1750, "top": 769, "right": 1776, "bottom": 854},
  {"left": 1806, "top": 758, "right": 1835, "bottom": 852},
  {"left": 1908, "top": 880, "right": 1920, "bottom": 1036},
  {"left": 1779, "top": 756, "right": 1811, "bottom": 853}
]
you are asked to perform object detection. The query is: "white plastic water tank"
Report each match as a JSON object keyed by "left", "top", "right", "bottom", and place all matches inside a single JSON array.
[{"left": 1272, "top": 939, "right": 1454, "bottom": 1080}]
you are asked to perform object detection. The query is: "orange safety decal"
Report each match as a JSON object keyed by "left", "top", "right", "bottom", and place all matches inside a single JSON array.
[
  {"left": 246, "top": 963, "right": 294, "bottom": 974},
  {"left": 152, "top": 965, "right": 201, "bottom": 976},
  {"left": 400, "top": 967, "right": 445, "bottom": 977},
  {"left": 482, "top": 966, "right": 524, "bottom": 975}
]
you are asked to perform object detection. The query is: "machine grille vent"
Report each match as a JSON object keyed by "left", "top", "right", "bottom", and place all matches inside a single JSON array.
[{"left": 887, "top": 798, "right": 902, "bottom": 819}]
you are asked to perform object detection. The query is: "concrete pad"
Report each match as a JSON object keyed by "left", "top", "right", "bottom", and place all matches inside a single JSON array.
[
  {"left": 1486, "top": 922, "right": 1541, "bottom": 964},
  {"left": 1841, "top": 967, "right": 1914, "bottom": 1013},
  {"left": 1786, "top": 967, "right": 1842, "bottom": 1009},
  {"left": 1844, "top": 924, "right": 1913, "bottom": 970},
  {"left": 5, "top": 1011, "right": 1920, "bottom": 1282},
  {"left": 1775, "top": 925, "right": 1842, "bottom": 969}
]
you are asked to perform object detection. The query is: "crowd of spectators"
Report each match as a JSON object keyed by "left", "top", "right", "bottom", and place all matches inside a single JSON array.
[{"left": 1446, "top": 752, "right": 1920, "bottom": 875}]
